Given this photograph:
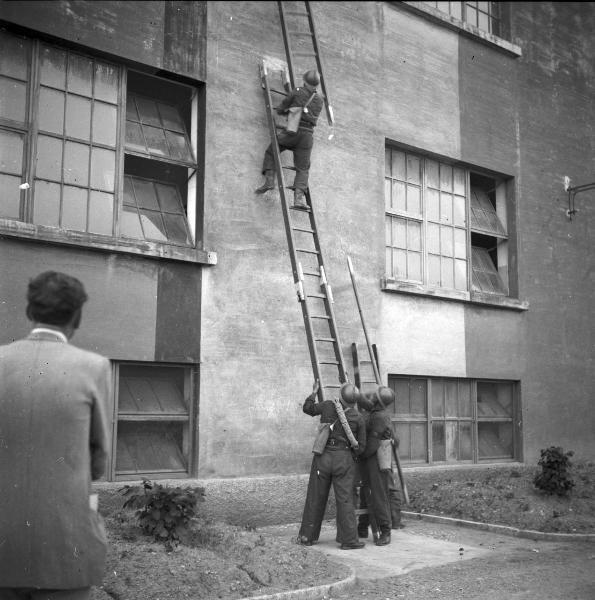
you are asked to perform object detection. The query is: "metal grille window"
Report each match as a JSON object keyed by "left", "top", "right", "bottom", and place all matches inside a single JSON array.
[
  {"left": 390, "top": 375, "right": 519, "bottom": 464},
  {"left": 0, "top": 27, "right": 199, "bottom": 252},
  {"left": 385, "top": 146, "right": 512, "bottom": 299},
  {"left": 422, "top": 1, "right": 502, "bottom": 36}
]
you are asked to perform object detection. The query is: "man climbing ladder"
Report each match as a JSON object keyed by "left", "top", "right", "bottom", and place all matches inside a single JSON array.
[{"left": 255, "top": 69, "right": 323, "bottom": 209}]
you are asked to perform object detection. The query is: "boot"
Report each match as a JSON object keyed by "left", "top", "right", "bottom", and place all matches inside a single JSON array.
[
  {"left": 340, "top": 540, "right": 365, "bottom": 550},
  {"left": 293, "top": 189, "right": 308, "bottom": 209},
  {"left": 375, "top": 532, "right": 391, "bottom": 546},
  {"left": 255, "top": 170, "right": 275, "bottom": 194},
  {"left": 391, "top": 509, "right": 405, "bottom": 529}
]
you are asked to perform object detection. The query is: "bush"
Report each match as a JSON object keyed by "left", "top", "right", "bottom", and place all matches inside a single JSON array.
[
  {"left": 533, "top": 446, "right": 575, "bottom": 496},
  {"left": 121, "top": 478, "right": 206, "bottom": 550}
]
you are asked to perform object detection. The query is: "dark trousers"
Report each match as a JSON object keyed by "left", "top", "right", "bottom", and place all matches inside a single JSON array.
[
  {"left": 298, "top": 447, "right": 359, "bottom": 545},
  {"left": 358, "top": 455, "right": 392, "bottom": 535},
  {"left": 261, "top": 129, "right": 314, "bottom": 192}
]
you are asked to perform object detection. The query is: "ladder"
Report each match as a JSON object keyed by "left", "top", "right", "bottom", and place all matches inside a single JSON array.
[
  {"left": 259, "top": 61, "right": 347, "bottom": 403},
  {"left": 277, "top": 0, "right": 334, "bottom": 125}
]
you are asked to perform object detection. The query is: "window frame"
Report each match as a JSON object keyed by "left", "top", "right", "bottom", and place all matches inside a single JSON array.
[
  {"left": 389, "top": 374, "right": 521, "bottom": 466},
  {"left": 108, "top": 361, "right": 198, "bottom": 482},
  {"left": 382, "top": 145, "right": 527, "bottom": 311},
  {"left": 397, "top": 2, "right": 522, "bottom": 58},
  {"left": 0, "top": 27, "right": 215, "bottom": 265}
]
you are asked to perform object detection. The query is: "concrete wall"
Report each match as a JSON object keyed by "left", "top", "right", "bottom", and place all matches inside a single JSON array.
[
  {"left": 0, "top": 239, "right": 201, "bottom": 362},
  {"left": 511, "top": 2, "right": 595, "bottom": 462}
]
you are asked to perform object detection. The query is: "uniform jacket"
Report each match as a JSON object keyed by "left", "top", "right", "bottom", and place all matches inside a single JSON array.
[
  {"left": 361, "top": 408, "right": 393, "bottom": 459},
  {"left": 303, "top": 393, "right": 367, "bottom": 456},
  {"left": 276, "top": 86, "right": 323, "bottom": 130},
  {"left": 0, "top": 329, "right": 111, "bottom": 589}
]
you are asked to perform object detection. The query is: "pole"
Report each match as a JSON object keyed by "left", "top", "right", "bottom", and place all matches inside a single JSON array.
[
  {"left": 392, "top": 442, "right": 410, "bottom": 505},
  {"left": 347, "top": 256, "right": 381, "bottom": 384}
]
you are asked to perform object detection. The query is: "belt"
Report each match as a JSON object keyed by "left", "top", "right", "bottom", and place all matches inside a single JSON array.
[{"left": 326, "top": 438, "right": 351, "bottom": 450}]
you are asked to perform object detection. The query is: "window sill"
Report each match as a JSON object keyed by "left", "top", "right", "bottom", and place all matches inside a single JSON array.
[
  {"left": 0, "top": 219, "right": 218, "bottom": 265},
  {"left": 397, "top": 1, "right": 523, "bottom": 58},
  {"left": 381, "top": 278, "right": 529, "bottom": 311}
]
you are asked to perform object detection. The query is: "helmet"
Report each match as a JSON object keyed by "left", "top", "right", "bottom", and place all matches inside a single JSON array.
[
  {"left": 303, "top": 69, "right": 320, "bottom": 87},
  {"left": 357, "top": 391, "right": 375, "bottom": 412},
  {"left": 374, "top": 386, "right": 395, "bottom": 409},
  {"left": 340, "top": 382, "right": 359, "bottom": 405}
]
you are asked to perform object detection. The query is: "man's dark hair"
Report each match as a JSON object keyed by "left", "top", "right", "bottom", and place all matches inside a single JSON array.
[{"left": 26, "top": 271, "right": 88, "bottom": 326}]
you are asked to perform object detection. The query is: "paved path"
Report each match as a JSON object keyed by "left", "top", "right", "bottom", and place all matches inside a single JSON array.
[{"left": 258, "top": 516, "right": 595, "bottom": 600}]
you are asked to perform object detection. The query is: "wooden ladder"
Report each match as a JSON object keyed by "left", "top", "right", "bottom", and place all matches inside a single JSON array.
[
  {"left": 277, "top": 0, "right": 334, "bottom": 125},
  {"left": 259, "top": 60, "right": 347, "bottom": 402}
]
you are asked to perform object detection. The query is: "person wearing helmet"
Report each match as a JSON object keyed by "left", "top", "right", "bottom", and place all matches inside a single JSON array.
[
  {"left": 356, "top": 388, "right": 404, "bottom": 536},
  {"left": 255, "top": 69, "right": 323, "bottom": 209},
  {"left": 297, "top": 379, "right": 367, "bottom": 550},
  {"left": 358, "top": 385, "right": 397, "bottom": 545}
]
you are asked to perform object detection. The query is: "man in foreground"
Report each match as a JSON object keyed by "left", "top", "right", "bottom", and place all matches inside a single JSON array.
[{"left": 0, "top": 271, "right": 111, "bottom": 600}]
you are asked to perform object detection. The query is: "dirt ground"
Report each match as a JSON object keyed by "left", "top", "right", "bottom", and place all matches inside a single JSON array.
[{"left": 92, "top": 461, "right": 595, "bottom": 600}]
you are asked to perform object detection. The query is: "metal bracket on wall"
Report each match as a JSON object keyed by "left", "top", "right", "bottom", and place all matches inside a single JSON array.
[{"left": 563, "top": 176, "right": 595, "bottom": 220}]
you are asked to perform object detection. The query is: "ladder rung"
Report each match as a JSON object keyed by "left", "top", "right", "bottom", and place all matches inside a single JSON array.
[
  {"left": 319, "top": 360, "right": 340, "bottom": 365},
  {"left": 310, "top": 314, "right": 330, "bottom": 320},
  {"left": 284, "top": 166, "right": 297, "bottom": 171},
  {"left": 302, "top": 269, "right": 320, "bottom": 276},
  {"left": 307, "top": 293, "right": 326, "bottom": 299},
  {"left": 292, "top": 225, "right": 314, "bottom": 234},
  {"left": 315, "top": 337, "right": 336, "bottom": 343},
  {"left": 325, "top": 384, "right": 341, "bottom": 389},
  {"left": 296, "top": 248, "right": 319, "bottom": 255},
  {"left": 288, "top": 30, "right": 313, "bottom": 37},
  {"left": 271, "top": 89, "right": 288, "bottom": 96}
]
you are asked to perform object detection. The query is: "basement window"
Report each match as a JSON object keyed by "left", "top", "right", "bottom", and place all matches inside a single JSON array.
[
  {"left": 389, "top": 375, "right": 520, "bottom": 464},
  {"left": 112, "top": 363, "right": 194, "bottom": 480}
]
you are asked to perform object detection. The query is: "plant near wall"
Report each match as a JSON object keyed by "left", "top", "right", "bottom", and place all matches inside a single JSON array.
[
  {"left": 533, "top": 446, "right": 575, "bottom": 496},
  {"left": 121, "top": 478, "right": 206, "bottom": 550}
]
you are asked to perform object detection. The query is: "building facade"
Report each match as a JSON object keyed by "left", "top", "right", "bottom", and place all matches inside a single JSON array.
[{"left": 1, "top": 1, "right": 594, "bottom": 492}]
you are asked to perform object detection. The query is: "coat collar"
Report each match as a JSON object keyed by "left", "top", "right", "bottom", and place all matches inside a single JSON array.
[{"left": 28, "top": 327, "right": 68, "bottom": 343}]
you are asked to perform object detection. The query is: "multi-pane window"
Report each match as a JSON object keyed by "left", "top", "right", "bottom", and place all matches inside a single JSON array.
[
  {"left": 390, "top": 375, "right": 519, "bottom": 464},
  {"left": 0, "top": 27, "right": 198, "bottom": 249},
  {"left": 113, "top": 363, "right": 194, "bottom": 480},
  {"left": 385, "top": 146, "right": 510, "bottom": 298},
  {"left": 422, "top": 1, "right": 502, "bottom": 36}
]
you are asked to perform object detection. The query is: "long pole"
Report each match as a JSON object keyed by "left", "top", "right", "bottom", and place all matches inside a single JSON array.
[
  {"left": 347, "top": 255, "right": 409, "bottom": 505},
  {"left": 347, "top": 256, "right": 381, "bottom": 384}
]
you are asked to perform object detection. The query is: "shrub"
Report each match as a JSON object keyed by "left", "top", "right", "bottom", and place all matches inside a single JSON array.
[
  {"left": 121, "top": 478, "right": 206, "bottom": 550},
  {"left": 533, "top": 446, "right": 575, "bottom": 496}
]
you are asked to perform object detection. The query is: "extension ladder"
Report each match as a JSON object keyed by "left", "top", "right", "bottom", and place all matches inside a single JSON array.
[
  {"left": 277, "top": 0, "right": 334, "bottom": 125},
  {"left": 259, "top": 60, "right": 347, "bottom": 403}
]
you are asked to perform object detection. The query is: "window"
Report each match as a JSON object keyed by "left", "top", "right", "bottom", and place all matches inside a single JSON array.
[
  {"left": 112, "top": 363, "right": 195, "bottom": 480},
  {"left": 384, "top": 146, "right": 511, "bottom": 302},
  {"left": 390, "top": 375, "right": 519, "bottom": 464},
  {"left": 0, "top": 28, "right": 205, "bottom": 261},
  {"left": 421, "top": 1, "right": 502, "bottom": 36}
]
